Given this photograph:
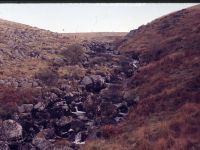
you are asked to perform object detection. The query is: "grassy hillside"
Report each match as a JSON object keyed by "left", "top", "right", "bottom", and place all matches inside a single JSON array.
[{"left": 82, "top": 4, "right": 200, "bottom": 150}]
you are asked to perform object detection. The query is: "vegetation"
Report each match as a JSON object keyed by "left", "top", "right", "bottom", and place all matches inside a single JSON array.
[
  {"left": 61, "top": 44, "right": 85, "bottom": 65},
  {"left": 35, "top": 68, "right": 59, "bottom": 86},
  {"left": 0, "top": 86, "right": 39, "bottom": 118}
]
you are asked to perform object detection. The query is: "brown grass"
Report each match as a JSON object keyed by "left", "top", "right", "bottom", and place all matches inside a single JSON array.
[
  {"left": 0, "top": 86, "right": 40, "bottom": 118},
  {"left": 82, "top": 103, "right": 200, "bottom": 150},
  {"left": 83, "top": 4, "right": 200, "bottom": 150}
]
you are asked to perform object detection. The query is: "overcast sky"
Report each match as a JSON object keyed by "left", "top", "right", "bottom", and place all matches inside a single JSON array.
[{"left": 0, "top": 3, "right": 198, "bottom": 33}]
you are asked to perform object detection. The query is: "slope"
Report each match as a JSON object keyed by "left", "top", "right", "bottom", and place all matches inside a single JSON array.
[{"left": 82, "top": 4, "right": 200, "bottom": 150}]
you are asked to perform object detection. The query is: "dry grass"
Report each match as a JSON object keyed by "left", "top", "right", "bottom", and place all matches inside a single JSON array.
[
  {"left": 58, "top": 65, "right": 86, "bottom": 79},
  {"left": 0, "top": 58, "right": 49, "bottom": 79},
  {"left": 83, "top": 103, "right": 200, "bottom": 150}
]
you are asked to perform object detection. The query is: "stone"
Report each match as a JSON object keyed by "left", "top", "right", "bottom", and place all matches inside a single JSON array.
[
  {"left": 5, "top": 82, "right": 12, "bottom": 87},
  {"left": 32, "top": 81, "right": 39, "bottom": 87},
  {"left": 41, "top": 129, "right": 55, "bottom": 139},
  {"left": 50, "top": 87, "right": 63, "bottom": 97},
  {"left": 81, "top": 76, "right": 93, "bottom": 86},
  {"left": 34, "top": 102, "right": 46, "bottom": 111},
  {"left": 60, "top": 84, "right": 71, "bottom": 91},
  {"left": 83, "top": 94, "right": 99, "bottom": 114},
  {"left": 12, "top": 81, "right": 19, "bottom": 88},
  {"left": 32, "top": 132, "right": 52, "bottom": 150},
  {"left": 49, "top": 93, "right": 58, "bottom": 100},
  {"left": 0, "top": 80, "right": 5, "bottom": 85},
  {"left": 56, "top": 116, "right": 73, "bottom": 127},
  {"left": 18, "top": 104, "right": 33, "bottom": 113},
  {"left": 70, "top": 120, "right": 85, "bottom": 132},
  {"left": 1, "top": 120, "right": 22, "bottom": 141},
  {"left": 81, "top": 75, "right": 106, "bottom": 92}
]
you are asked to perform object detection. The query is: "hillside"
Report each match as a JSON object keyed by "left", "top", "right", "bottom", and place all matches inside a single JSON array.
[{"left": 82, "top": 4, "right": 200, "bottom": 150}]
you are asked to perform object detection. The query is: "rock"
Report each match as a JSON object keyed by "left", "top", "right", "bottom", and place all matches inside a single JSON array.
[
  {"left": 60, "top": 84, "right": 71, "bottom": 91},
  {"left": 113, "top": 50, "right": 120, "bottom": 55},
  {"left": 49, "top": 93, "right": 58, "bottom": 100},
  {"left": 40, "top": 128, "right": 55, "bottom": 139},
  {"left": 70, "top": 120, "right": 85, "bottom": 132},
  {"left": 0, "top": 55, "right": 4, "bottom": 64},
  {"left": 81, "top": 76, "right": 93, "bottom": 87},
  {"left": 1, "top": 120, "right": 22, "bottom": 141},
  {"left": 50, "top": 87, "right": 63, "bottom": 97},
  {"left": 34, "top": 102, "right": 46, "bottom": 111},
  {"left": 32, "top": 132, "right": 52, "bottom": 150},
  {"left": 12, "top": 81, "right": 19, "bottom": 88},
  {"left": 18, "top": 104, "right": 33, "bottom": 113},
  {"left": 5, "top": 82, "right": 12, "bottom": 87},
  {"left": 29, "top": 51, "right": 40, "bottom": 57},
  {"left": 0, "top": 80, "right": 5, "bottom": 85},
  {"left": 0, "top": 141, "right": 9, "bottom": 150},
  {"left": 56, "top": 116, "right": 73, "bottom": 127},
  {"left": 52, "top": 58, "right": 65, "bottom": 66},
  {"left": 81, "top": 75, "right": 106, "bottom": 92},
  {"left": 32, "top": 81, "right": 39, "bottom": 87},
  {"left": 83, "top": 94, "right": 100, "bottom": 115}
]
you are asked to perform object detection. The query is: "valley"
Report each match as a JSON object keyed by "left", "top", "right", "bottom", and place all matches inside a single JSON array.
[{"left": 0, "top": 4, "right": 200, "bottom": 150}]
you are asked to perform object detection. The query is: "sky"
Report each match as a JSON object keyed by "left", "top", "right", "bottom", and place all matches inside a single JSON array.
[{"left": 0, "top": 3, "right": 198, "bottom": 33}]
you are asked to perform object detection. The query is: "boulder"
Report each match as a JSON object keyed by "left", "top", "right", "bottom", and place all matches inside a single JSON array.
[
  {"left": 1, "top": 120, "right": 22, "bottom": 141},
  {"left": 81, "top": 75, "right": 106, "bottom": 92},
  {"left": 70, "top": 120, "right": 85, "bottom": 132}
]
